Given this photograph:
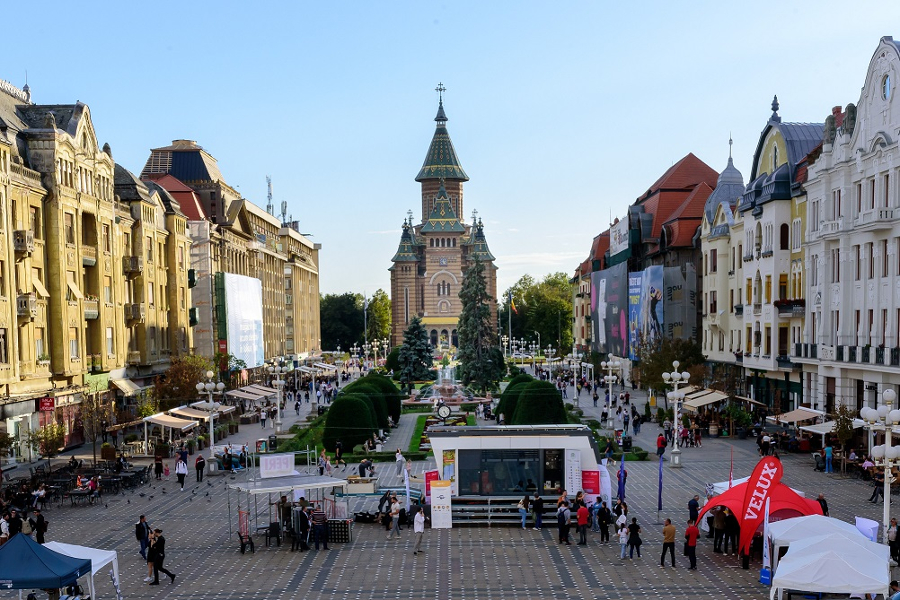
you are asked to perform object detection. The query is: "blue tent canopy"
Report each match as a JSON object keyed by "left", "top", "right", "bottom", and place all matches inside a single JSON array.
[{"left": 0, "top": 534, "right": 92, "bottom": 590}]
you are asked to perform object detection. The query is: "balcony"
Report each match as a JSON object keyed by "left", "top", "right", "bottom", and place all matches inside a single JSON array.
[
  {"left": 892, "top": 348, "right": 900, "bottom": 367},
  {"left": 13, "top": 230, "right": 35, "bottom": 255},
  {"left": 743, "top": 254, "right": 754, "bottom": 263},
  {"left": 776, "top": 355, "right": 798, "bottom": 370},
  {"left": 819, "top": 219, "right": 844, "bottom": 239},
  {"left": 848, "top": 346, "right": 857, "bottom": 363},
  {"left": 856, "top": 207, "right": 894, "bottom": 231},
  {"left": 876, "top": 347, "right": 886, "bottom": 365},
  {"left": 123, "top": 256, "right": 144, "bottom": 276},
  {"left": 753, "top": 303, "right": 762, "bottom": 315},
  {"left": 126, "top": 351, "right": 141, "bottom": 365},
  {"left": 16, "top": 293, "right": 37, "bottom": 319},
  {"left": 125, "top": 303, "right": 146, "bottom": 322},
  {"left": 862, "top": 346, "right": 871, "bottom": 363},
  {"left": 734, "top": 304, "right": 743, "bottom": 317},
  {"left": 733, "top": 352, "right": 743, "bottom": 363},
  {"left": 775, "top": 298, "right": 805, "bottom": 317},
  {"left": 188, "top": 268, "right": 197, "bottom": 288},
  {"left": 83, "top": 298, "right": 99, "bottom": 319},
  {"left": 811, "top": 344, "right": 818, "bottom": 359},
  {"left": 189, "top": 307, "right": 199, "bottom": 327},
  {"left": 836, "top": 345, "right": 845, "bottom": 361},
  {"left": 728, "top": 270, "right": 735, "bottom": 277},
  {"left": 82, "top": 245, "right": 97, "bottom": 267},
  {"left": 794, "top": 342, "right": 803, "bottom": 358}
]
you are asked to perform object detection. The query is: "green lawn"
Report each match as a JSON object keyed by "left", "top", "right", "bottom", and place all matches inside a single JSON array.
[{"left": 409, "top": 414, "right": 430, "bottom": 453}]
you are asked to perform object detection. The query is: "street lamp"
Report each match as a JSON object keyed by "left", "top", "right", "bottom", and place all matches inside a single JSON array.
[
  {"left": 529, "top": 342, "right": 538, "bottom": 373},
  {"left": 501, "top": 335, "right": 509, "bottom": 358},
  {"left": 350, "top": 344, "right": 359, "bottom": 376},
  {"left": 662, "top": 361, "right": 690, "bottom": 469},
  {"left": 601, "top": 355, "right": 622, "bottom": 406},
  {"left": 195, "top": 370, "right": 225, "bottom": 459},
  {"left": 860, "top": 388, "right": 900, "bottom": 546},
  {"left": 267, "top": 363, "right": 291, "bottom": 434},
  {"left": 382, "top": 339, "right": 389, "bottom": 363},
  {"left": 545, "top": 344, "right": 555, "bottom": 375}
]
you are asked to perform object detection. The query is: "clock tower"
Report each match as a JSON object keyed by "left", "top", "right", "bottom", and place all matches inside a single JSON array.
[{"left": 389, "top": 88, "right": 498, "bottom": 349}]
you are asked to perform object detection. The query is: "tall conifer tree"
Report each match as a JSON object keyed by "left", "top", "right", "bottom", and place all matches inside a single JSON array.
[{"left": 458, "top": 258, "right": 504, "bottom": 393}]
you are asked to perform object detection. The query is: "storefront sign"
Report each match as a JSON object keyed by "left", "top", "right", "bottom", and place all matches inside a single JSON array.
[
  {"left": 259, "top": 453, "right": 297, "bottom": 479},
  {"left": 564, "top": 448, "right": 582, "bottom": 496},
  {"left": 430, "top": 480, "right": 453, "bottom": 529},
  {"left": 37, "top": 397, "right": 55, "bottom": 412},
  {"left": 581, "top": 470, "right": 600, "bottom": 496},
  {"left": 424, "top": 469, "right": 439, "bottom": 502}
]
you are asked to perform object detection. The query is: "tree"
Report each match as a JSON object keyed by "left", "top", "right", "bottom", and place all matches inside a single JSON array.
[
  {"left": 398, "top": 316, "right": 433, "bottom": 390},
  {"left": 635, "top": 335, "right": 706, "bottom": 408},
  {"left": 27, "top": 423, "right": 65, "bottom": 471},
  {"left": 154, "top": 355, "right": 214, "bottom": 411},
  {"left": 323, "top": 394, "right": 376, "bottom": 452},
  {"left": 457, "top": 258, "right": 505, "bottom": 394},
  {"left": 213, "top": 352, "right": 247, "bottom": 388},
  {"left": 499, "top": 272, "right": 573, "bottom": 350},
  {"left": 343, "top": 381, "right": 389, "bottom": 429},
  {"left": 80, "top": 384, "right": 114, "bottom": 465},
  {"left": 511, "top": 381, "right": 567, "bottom": 425},
  {"left": 366, "top": 289, "right": 392, "bottom": 342},
  {"left": 320, "top": 292, "right": 365, "bottom": 350},
  {"left": 384, "top": 347, "right": 401, "bottom": 374},
  {"left": 356, "top": 373, "right": 403, "bottom": 422},
  {"left": 833, "top": 405, "right": 856, "bottom": 473},
  {"left": 495, "top": 374, "right": 533, "bottom": 422}
]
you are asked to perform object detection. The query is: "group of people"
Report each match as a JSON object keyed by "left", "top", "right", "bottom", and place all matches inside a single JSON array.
[
  {"left": 135, "top": 515, "right": 175, "bottom": 585},
  {"left": 0, "top": 507, "right": 46, "bottom": 545}
]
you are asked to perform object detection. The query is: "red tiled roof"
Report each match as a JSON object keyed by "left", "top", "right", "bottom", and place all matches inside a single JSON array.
[
  {"left": 591, "top": 231, "right": 610, "bottom": 262},
  {"left": 664, "top": 218, "right": 702, "bottom": 249},
  {"left": 644, "top": 153, "right": 719, "bottom": 195},
  {"left": 636, "top": 154, "right": 718, "bottom": 241},
  {"left": 664, "top": 182, "right": 712, "bottom": 224},
  {"left": 143, "top": 174, "right": 207, "bottom": 221}
]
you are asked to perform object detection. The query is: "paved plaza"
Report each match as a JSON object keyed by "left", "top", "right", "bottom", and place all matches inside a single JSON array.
[{"left": 7, "top": 380, "right": 899, "bottom": 600}]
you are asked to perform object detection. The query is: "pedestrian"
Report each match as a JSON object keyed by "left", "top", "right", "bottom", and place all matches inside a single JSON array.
[
  {"left": 663, "top": 418, "right": 672, "bottom": 444},
  {"left": 395, "top": 449, "right": 405, "bottom": 476},
  {"left": 144, "top": 529, "right": 157, "bottom": 582},
  {"left": 628, "top": 517, "right": 642, "bottom": 558},
  {"left": 713, "top": 506, "right": 726, "bottom": 553},
  {"left": 656, "top": 433, "right": 667, "bottom": 457},
  {"left": 195, "top": 455, "right": 206, "bottom": 482},
  {"left": 334, "top": 440, "right": 345, "bottom": 467},
  {"left": 387, "top": 496, "right": 402, "bottom": 540},
  {"left": 889, "top": 518, "right": 900, "bottom": 564},
  {"left": 149, "top": 529, "right": 176, "bottom": 585},
  {"left": 593, "top": 390, "right": 599, "bottom": 407},
  {"left": 556, "top": 501, "right": 571, "bottom": 545},
  {"left": 532, "top": 492, "right": 544, "bottom": 530},
  {"left": 688, "top": 495, "right": 700, "bottom": 523},
  {"left": 517, "top": 495, "right": 530, "bottom": 529},
  {"left": 318, "top": 451, "right": 326, "bottom": 476},
  {"left": 175, "top": 458, "right": 188, "bottom": 491},
  {"left": 311, "top": 504, "right": 329, "bottom": 549},
  {"left": 295, "top": 399, "right": 301, "bottom": 416},
  {"left": 661, "top": 518, "right": 676, "bottom": 568},
  {"left": 154, "top": 453, "right": 163, "bottom": 480},
  {"left": 324, "top": 456, "right": 333, "bottom": 477},
  {"left": 685, "top": 519, "right": 700, "bottom": 570},
  {"left": 598, "top": 501, "right": 611, "bottom": 543},
  {"left": 292, "top": 507, "right": 310, "bottom": 551},
  {"left": 29, "top": 509, "right": 46, "bottom": 544},
  {"left": 816, "top": 493, "right": 829, "bottom": 516},
  {"left": 723, "top": 508, "right": 740, "bottom": 555},
  {"left": 824, "top": 441, "right": 834, "bottom": 473},
  {"left": 7, "top": 509, "right": 22, "bottom": 537},
  {"left": 618, "top": 523, "right": 629, "bottom": 559},
  {"left": 135, "top": 515, "right": 151, "bottom": 559},
  {"left": 633, "top": 413, "right": 642, "bottom": 434},
  {"left": 412, "top": 506, "right": 426, "bottom": 555},
  {"left": 576, "top": 502, "right": 589, "bottom": 545},
  {"left": 890, "top": 580, "right": 900, "bottom": 600},
  {"left": 590, "top": 497, "right": 601, "bottom": 532}
]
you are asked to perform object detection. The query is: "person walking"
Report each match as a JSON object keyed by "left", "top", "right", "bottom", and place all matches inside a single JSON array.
[
  {"left": 816, "top": 493, "right": 829, "bottom": 516},
  {"left": 195, "top": 455, "right": 206, "bottom": 482},
  {"left": 532, "top": 492, "right": 544, "bottom": 531},
  {"left": 260, "top": 409, "right": 267, "bottom": 428},
  {"left": 724, "top": 509, "right": 740, "bottom": 555},
  {"left": 889, "top": 518, "right": 900, "bottom": 564},
  {"left": 557, "top": 501, "right": 572, "bottom": 545},
  {"left": 311, "top": 504, "right": 329, "bottom": 550},
  {"left": 29, "top": 509, "right": 46, "bottom": 544},
  {"left": 824, "top": 441, "right": 834, "bottom": 473},
  {"left": 395, "top": 449, "right": 405, "bottom": 476},
  {"left": 685, "top": 519, "right": 700, "bottom": 570},
  {"left": 412, "top": 506, "right": 426, "bottom": 555},
  {"left": 661, "top": 518, "right": 676, "bottom": 568},
  {"left": 175, "top": 458, "right": 188, "bottom": 491},
  {"left": 144, "top": 530, "right": 157, "bottom": 582},
  {"left": 154, "top": 453, "right": 164, "bottom": 480},
  {"left": 598, "top": 501, "right": 611, "bottom": 543},
  {"left": 135, "top": 515, "right": 151, "bottom": 559},
  {"left": 627, "top": 517, "right": 642, "bottom": 558},
  {"left": 713, "top": 506, "right": 726, "bottom": 553},
  {"left": 688, "top": 495, "right": 700, "bottom": 523},
  {"left": 576, "top": 502, "right": 589, "bottom": 545},
  {"left": 517, "top": 495, "right": 530, "bottom": 529},
  {"left": 618, "top": 523, "right": 629, "bottom": 559},
  {"left": 149, "top": 529, "right": 176, "bottom": 585},
  {"left": 656, "top": 433, "right": 667, "bottom": 458},
  {"left": 387, "top": 496, "right": 402, "bottom": 540},
  {"left": 292, "top": 507, "right": 310, "bottom": 552}
]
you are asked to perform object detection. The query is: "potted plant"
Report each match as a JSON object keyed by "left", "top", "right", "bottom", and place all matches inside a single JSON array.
[
  {"left": 100, "top": 442, "right": 117, "bottom": 461},
  {"left": 186, "top": 438, "right": 196, "bottom": 455},
  {"left": 37, "top": 353, "right": 51, "bottom": 366}
]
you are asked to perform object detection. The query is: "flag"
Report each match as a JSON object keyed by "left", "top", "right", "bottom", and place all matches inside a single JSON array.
[
  {"left": 364, "top": 295, "right": 369, "bottom": 310},
  {"left": 657, "top": 455, "right": 663, "bottom": 512},
  {"left": 729, "top": 447, "right": 734, "bottom": 489},
  {"left": 762, "top": 497, "right": 771, "bottom": 570},
  {"left": 617, "top": 457, "right": 626, "bottom": 501},
  {"left": 509, "top": 292, "right": 518, "bottom": 315}
]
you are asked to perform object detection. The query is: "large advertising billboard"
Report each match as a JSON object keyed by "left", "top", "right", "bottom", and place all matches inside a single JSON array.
[
  {"left": 590, "top": 262, "right": 628, "bottom": 356},
  {"left": 662, "top": 265, "right": 697, "bottom": 341},
  {"left": 609, "top": 217, "right": 629, "bottom": 258},
  {"left": 223, "top": 273, "right": 264, "bottom": 368}
]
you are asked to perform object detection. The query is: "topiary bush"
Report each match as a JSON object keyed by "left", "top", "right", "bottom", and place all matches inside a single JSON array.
[
  {"left": 511, "top": 381, "right": 567, "bottom": 425},
  {"left": 496, "top": 381, "right": 529, "bottom": 422},
  {"left": 357, "top": 373, "right": 403, "bottom": 423},
  {"left": 343, "top": 382, "right": 389, "bottom": 429},
  {"left": 323, "top": 394, "right": 376, "bottom": 451}
]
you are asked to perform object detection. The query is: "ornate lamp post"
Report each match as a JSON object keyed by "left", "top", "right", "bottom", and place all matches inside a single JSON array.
[
  {"left": 662, "top": 361, "right": 690, "bottom": 468},
  {"left": 363, "top": 342, "right": 371, "bottom": 370},
  {"left": 502, "top": 335, "right": 509, "bottom": 358},
  {"left": 382, "top": 339, "right": 389, "bottom": 364},
  {"left": 860, "top": 388, "right": 900, "bottom": 545},
  {"left": 267, "top": 363, "right": 291, "bottom": 434},
  {"left": 601, "top": 355, "right": 621, "bottom": 404},
  {"left": 195, "top": 370, "right": 225, "bottom": 459},
  {"left": 529, "top": 342, "right": 538, "bottom": 373},
  {"left": 350, "top": 344, "right": 359, "bottom": 376},
  {"left": 545, "top": 344, "right": 555, "bottom": 375}
]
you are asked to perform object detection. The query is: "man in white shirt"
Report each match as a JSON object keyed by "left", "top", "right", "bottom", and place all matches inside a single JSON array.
[{"left": 412, "top": 507, "right": 426, "bottom": 555}]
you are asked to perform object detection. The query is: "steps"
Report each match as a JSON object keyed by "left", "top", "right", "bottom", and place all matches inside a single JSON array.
[{"left": 451, "top": 495, "right": 554, "bottom": 527}]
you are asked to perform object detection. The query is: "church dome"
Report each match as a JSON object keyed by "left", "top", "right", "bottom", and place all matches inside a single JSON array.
[{"left": 703, "top": 149, "right": 745, "bottom": 224}]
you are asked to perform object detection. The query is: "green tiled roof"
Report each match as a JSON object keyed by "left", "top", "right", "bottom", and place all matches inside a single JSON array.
[
  {"left": 415, "top": 102, "right": 469, "bottom": 182},
  {"left": 466, "top": 219, "right": 495, "bottom": 261},
  {"left": 391, "top": 220, "right": 420, "bottom": 262},
  {"left": 421, "top": 181, "right": 466, "bottom": 233}
]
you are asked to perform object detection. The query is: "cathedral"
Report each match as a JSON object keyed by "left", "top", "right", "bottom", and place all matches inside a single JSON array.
[{"left": 389, "top": 92, "right": 498, "bottom": 349}]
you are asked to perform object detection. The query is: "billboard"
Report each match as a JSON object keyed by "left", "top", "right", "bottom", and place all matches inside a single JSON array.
[
  {"left": 662, "top": 265, "right": 697, "bottom": 341},
  {"left": 627, "top": 271, "right": 643, "bottom": 361},
  {"left": 609, "top": 217, "right": 629, "bottom": 258},
  {"left": 590, "top": 262, "right": 628, "bottom": 356},
  {"left": 223, "top": 273, "right": 264, "bottom": 368}
]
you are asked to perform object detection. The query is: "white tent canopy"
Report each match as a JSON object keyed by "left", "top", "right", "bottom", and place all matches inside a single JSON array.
[
  {"left": 169, "top": 406, "right": 215, "bottom": 421},
  {"left": 141, "top": 413, "right": 198, "bottom": 455},
  {"left": 226, "top": 390, "right": 263, "bottom": 401},
  {"left": 766, "top": 407, "right": 824, "bottom": 425},
  {"left": 799, "top": 419, "right": 866, "bottom": 439},
  {"left": 42, "top": 542, "right": 120, "bottom": 600},
  {"left": 229, "top": 474, "right": 347, "bottom": 495},
  {"left": 768, "top": 516, "right": 867, "bottom": 571},
  {"left": 770, "top": 533, "right": 889, "bottom": 600},
  {"left": 191, "top": 401, "right": 236, "bottom": 414},
  {"left": 683, "top": 390, "right": 728, "bottom": 411}
]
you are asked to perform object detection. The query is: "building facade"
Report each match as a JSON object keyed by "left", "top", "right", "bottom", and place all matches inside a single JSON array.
[
  {"left": 798, "top": 37, "right": 900, "bottom": 413},
  {"left": 390, "top": 99, "right": 497, "bottom": 349}
]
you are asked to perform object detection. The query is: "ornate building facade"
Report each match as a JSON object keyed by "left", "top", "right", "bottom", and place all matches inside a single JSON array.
[{"left": 390, "top": 99, "right": 497, "bottom": 349}]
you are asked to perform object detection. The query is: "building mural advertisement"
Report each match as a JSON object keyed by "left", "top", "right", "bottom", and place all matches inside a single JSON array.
[
  {"left": 223, "top": 273, "right": 265, "bottom": 368},
  {"left": 609, "top": 217, "right": 630, "bottom": 258},
  {"left": 627, "top": 272, "right": 643, "bottom": 361},
  {"left": 662, "top": 265, "right": 697, "bottom": 341},
  {"left": 591, "top": 262, "right": 628, "bottom": 357}
]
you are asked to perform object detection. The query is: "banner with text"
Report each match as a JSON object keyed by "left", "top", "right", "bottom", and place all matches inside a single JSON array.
[
  {"left": 259, "top": 453, "right": 298, "bottom": 479},
  {"left": 430, "top": 480, "right": 453, "bottom": 529},
  {"left": 564, "top": 449, "right": 582, "bottom": 496}
]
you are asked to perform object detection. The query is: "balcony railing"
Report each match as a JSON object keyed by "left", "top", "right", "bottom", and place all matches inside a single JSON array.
[
  {"left": 82, "top": 245, "right": 97, "bottom": 266},
  {"left": 856, "top": 207, "right": 894, "bottom": 229},
  {"left": 734, "top": 352, "right": 743, "bottom": 363},
  {"left": 125, "top": 303, "right": 146, "bottom": 322},
  {"left": 848, "top": 346, "right": 857, "bottom": 363},
  {"left": 126, "top": 351, "right": 141, "bottom": 365},
  {"left": 123, "top": 256, "right": 144, "bottom": 275},
  {"left": 893, "top": 348, "right": 900, "bottom": 367},
  {"left": 753, "top": 303, "right": 762, "bottom": 315},
  {"left": 775, "top": 298, "right": 805, "bottom": 317},
  {"left": 83, "top": 299, "right": 99, "bottom": 319},
  {"left": 734, "top": 304, "right": 743, "bottom": 317},
  {"left": 16, "top": 293, "right": 37, "bottom": 319},
  {"left": 776, "top": 355, "right": 798, "bottom": 370}
]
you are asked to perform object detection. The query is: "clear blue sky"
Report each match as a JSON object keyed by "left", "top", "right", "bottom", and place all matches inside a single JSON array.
[{"left": 12, "top": 2, "right": 900, "bottom": 297}]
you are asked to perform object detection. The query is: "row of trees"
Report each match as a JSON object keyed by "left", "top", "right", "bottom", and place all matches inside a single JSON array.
[
  {"left": 322, "top": 374, "right": 403, "bottom": 451},
  {"left": 499, "top": 272, "right": 574, "bottom": 352},
  {"left": 320, "top": 289, "right": 391, "bottom": 351}
]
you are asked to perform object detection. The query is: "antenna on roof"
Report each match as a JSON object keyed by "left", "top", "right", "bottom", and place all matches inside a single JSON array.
[
  {"left": 729, "top": 133, "right": 733, "bottom": 159},
  {"left": 266, "top": 175, "right": 274, "bottom": 216}
]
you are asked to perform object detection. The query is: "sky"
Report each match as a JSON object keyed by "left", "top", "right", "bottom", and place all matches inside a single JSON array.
[{"left": 10, "top": 2, "right": 900, "bottom": 298}]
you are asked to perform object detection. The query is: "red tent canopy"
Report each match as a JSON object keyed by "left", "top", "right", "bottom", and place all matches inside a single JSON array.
[{"left": 696, "top": 456, "right": 822, "bottom": 554}]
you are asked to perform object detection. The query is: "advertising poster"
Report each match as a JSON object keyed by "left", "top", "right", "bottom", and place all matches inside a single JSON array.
[
  {"left": 564, "top": 448, "right": 582, "bottom": 496},
  {"left": 605, "top": 262, "right": 628, "bottom": 357},
  {"left": 441, "top": 450, "right": 457, "bottom": 495},
  {"left": 663, "top": 265, "right": 698, "bottom": 341},
  {"left": 609, "top": 217, "right": 630, "bottom": 258},
  {"left": 430, "top": 480, "right": 453, "bottom": 529},
  {"left": 223, "top": 273, "right": 264, "bottom": 368},
  {"left": 581, "top": 470, "right": 600, "bottom": 496},
  {"left": 627, "top": 271, "right": 643, "bottom": 361},
  {"left": 424, "top": 470, "right": 439, "bottom": 503},
  {"left": 640, "top": 265, "right": 664, "bottom": 346},
  {"left": 590, "top": 271, "right": 607, "bottom": 351},
  {"left": 259, "top": 453, "right": 298, "bottom": 479},
  {"left": 598, "top": 459, "right": 613, "bottom": 507}
]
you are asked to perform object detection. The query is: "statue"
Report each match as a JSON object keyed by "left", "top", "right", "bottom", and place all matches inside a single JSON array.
[
  {"left": 43, "top": 111, "right": 56, "bottom": 130},
  {"left": 823, "top": 115, "right": 836, "bottom": 144},
  {"left": 843, "top": 103, "right": 857, "bottom": 136}
]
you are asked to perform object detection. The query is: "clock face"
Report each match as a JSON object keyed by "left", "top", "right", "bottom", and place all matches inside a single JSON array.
[
  {"left": 439, "top": 257, "right": 448, "bottom": 266},
  {"left": 438, "top": 404, "right": 451, "bottom": 419}
]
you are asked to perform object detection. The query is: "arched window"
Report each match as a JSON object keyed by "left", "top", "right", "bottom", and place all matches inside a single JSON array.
[
  {"left": 441, "top": 238, "right": 445, "bottom": 248},
  {"left": 429, "top": 239, "right": 434, "bottom": 247},
  {"left": 451, "top": 238, "right": 456, "bottom": 247},
  {"left": 436, "top": 283, "right": 441, "bottom": 296},
  {"left": 430, "top": 329, "right": 438, "bottom": 347},
  {"left": 755, "top": 223, "right": 762, "bottom": 255},
  {"left": 780, "top": 223, "right": 789, "bottom": 250}
]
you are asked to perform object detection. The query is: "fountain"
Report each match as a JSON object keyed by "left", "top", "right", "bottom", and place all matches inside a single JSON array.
[{"left": 403, "top": 365, "right": 492, "bottom": 408}]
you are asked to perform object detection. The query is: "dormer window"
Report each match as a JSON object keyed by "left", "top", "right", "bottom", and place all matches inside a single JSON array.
[{"left": 883, "top": 74, "right": 892, "bottom": 101}]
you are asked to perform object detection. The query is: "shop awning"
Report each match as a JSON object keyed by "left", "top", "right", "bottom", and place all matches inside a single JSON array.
[
  {"left": 169, "top": 407, "right": 214, "bottom": 421},
  {"left": 245, "top": 385, "right": 277, "bottom": 396},
  {"left": 66, "top": 280, "right": 84, "bottom": 300},
  {"left": 226, "top": 390, "right": 263, "bottom": 400},
  {"left": 229, "top": 474, "right": 347, "bottom": 495},
  {"left": 111, "top": 378, "right": 146, "bottom": 397},
  {"left": 142, "top": 413, "right": 198, "bottom": 432},
  {"left": 767, "top": 407, "right": 825, "bottom": 424},
  {"left": 735, "top": 395, "right": 766, "bottom": 407},
  {"left": 799, "top": 419, "right": 866, "bottom": 437},
  {"left": 32, "top": 279, "right": 49, "bottom": 298},
  {"left": 297, "top": 366, "right": 320, "bottom": 374},
  {"left": 683, "top": 390, "right": 728, "bottom": 411},
  {"left": 313, "top": 362, "right": 337, "bottom": 372},
  {"left": 190, "top": 401, "right": 236, "bottom": 414}
]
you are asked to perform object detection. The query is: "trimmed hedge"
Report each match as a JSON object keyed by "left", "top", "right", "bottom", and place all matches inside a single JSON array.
[
  {"left": 323, "top": 394, "right": 376, "bottom": 452},
  {"left": 512, "top": 381, "right": 566, "bottom": 425},
  {"left": 355, "top": 374, "right": 403, "bottom": 422},
  {"left": 343, "top": 382, "right": 389, "bottom": 430}
]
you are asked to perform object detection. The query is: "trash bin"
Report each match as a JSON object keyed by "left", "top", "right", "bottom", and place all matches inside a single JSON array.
[
  {"left": 621, "top": 435, "right": 633, "bottom": 452},
  {"left": 615, "top": 429, "right": 624, "bottom": 445},
  {"left": 268, "top": 435, "right": 278, "bottom": 452}
]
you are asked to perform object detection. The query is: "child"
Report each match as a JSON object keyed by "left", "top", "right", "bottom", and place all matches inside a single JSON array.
[
  {"left": 618, "top": 523, "right": 629, "bottom": 559},
  {"left": 163, "top": 463, "right": 170, "bottom": 481}
]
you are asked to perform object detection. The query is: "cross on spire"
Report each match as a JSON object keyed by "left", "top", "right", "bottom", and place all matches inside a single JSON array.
[
  {"left": 407, "top": 209, "right": 414, "bottom": 223},
  {"left": 435, "top": 82, "right": 446, "bottom": 103},
  {"left": 729, "top": 134, "right": 733, "bottom": 159},
  {"left": 471, "top": 208, "right": 478, "bottom": 224}
]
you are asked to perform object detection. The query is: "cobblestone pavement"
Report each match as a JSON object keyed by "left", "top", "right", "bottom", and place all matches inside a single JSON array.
[{"left": 10, "top": 375, "right": 900, "bottom": 599}]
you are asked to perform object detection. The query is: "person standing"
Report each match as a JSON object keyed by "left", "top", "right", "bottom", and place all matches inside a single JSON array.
[
  {"left": 685, "top": 519, "right": 700, "bottom": 570},
  {"left": 824, "top": 441, "right": 834, "bottom": 473},
  {"left": 7, "top": 509, "right": 22, "bottom": 537},
  {"left": 154, "top": 453, "right": 164, "bottom": 480},
  {"left": 557, "top": 501, "right": 572, "bottom": 545},
  {"left": 688, "top": 495, "right": 700, "bottom": 523},
  {"left": 195, "top": 455, "right": 206, "bottom": 482},
  {"left": 175, "top": 458, "right": 188, "bottom": 491},
  {"left": 713, "top": 506, "right": 726, "bottom": 553},
  {"left": 412, "top": 506, "right": 426, "bottom": 555},
  {"left": 149, "top": 529, "right": 175, "bottom": 585},
  {"left": 532, "top": 492, "right": 544, "bottom": 531},
  {"left": 260, "top": 410, "right": 267, "bottom": 428},
  {"left": 656, "top": 433, "right": 667, "bottom": 458},
  {"left": 617, "top": 523, "right": 629, "bottom": 559},
  {"left": 890, "top": 580, "right": 900, "bottom": 600},
  {"left": 576, "top": 502, "right": 589, "bottom": 545},
  {"left": 395, "top": 449, "right": 405, "bottom": 476},
  {"left": 29, "top": 509, "right": 46, "bottom": 544},
  {"left": 318, "top": 451, "right": 327, "bottom": 476},
  {"left": 723, "top": 509, "right": 740, "bottom": 555},
  {"left": 135, "top": 515, "right": 151, "bottom": 559},
  {"left": 816, "top": 493, "right": 829, "bottom": 516},
  {"left": 627, "top": 517, "right": 642, "bottom": 558},
  {"left": 517, "top": 495, "right": 530, "bottom": 530},
  {"left": 661, "top": 518, "right": 676, "bottom": 568},
  {"left": 311, "top": 504, "right": 329, "bottom": 550},
  {"left": 598, "top": 501, "right": 611, "bottom": 543},
  {"left": 889, "top": 518, "right": 900, "bottom": 563},
  {"left": 387, "top": 496, "right": 402, "bottom": 540}
]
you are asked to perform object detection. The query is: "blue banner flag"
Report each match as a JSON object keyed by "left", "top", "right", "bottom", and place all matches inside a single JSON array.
[
  {"left": 657, "top": 455, "right": 664, "bottom": 512},
  {"left": 617, "top": 457, "right": 626, "bottom": 501}
]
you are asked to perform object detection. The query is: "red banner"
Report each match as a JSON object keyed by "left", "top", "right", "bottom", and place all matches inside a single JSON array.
[
  {"left": 581, "top": 470, "right": 600, "bottom": 496},
  {"left": 739, "top": 456, "right": 783, "bottom": 555},
  {"left": 424, "top": 470, "right": 439, "bottom": 500},
  {"left": 37, "top": 397, "right": 55, "bottom": 412}
]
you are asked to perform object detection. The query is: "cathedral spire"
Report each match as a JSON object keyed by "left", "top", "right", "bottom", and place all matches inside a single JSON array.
[{"left": 416, "top": 85, "right": 468, "bottom": 183}]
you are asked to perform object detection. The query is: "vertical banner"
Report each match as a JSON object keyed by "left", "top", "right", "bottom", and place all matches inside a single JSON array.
[
  {"left": 424, "top": 469, "right": 439, "bottom": 503},
  {"left": 657, "top": 455, "right": 664, "bottom": 512},
  {"left": 641, "top": 265, "right": 664, "bottom": 344},
  {"left": 404, "top": 469, "right": 411, "bottom": 512},
  {"left": 430, "top": 480, "right": 453, "bottom": 529},
  {"left": 598, "top": 459, "right": 613, "bottom": 507},
  {"left": 627, "top": 271, "right": 643, "bottom": 361},
  {"left": 591, "top": 271, "right": 607, "bottom": 351},
  {"left": 739, "top": 456, "right": 783, "bottom": 555},
  {"left": 617, "top": 458, "right": 626, "bottom": 501},
  {"left": 441, "top": 450, "right": 457, "bottom": 496},
  {"left": 606, "top": 263, "right": 628, "bottom": 357},
  {"left": 762, "top": 497, "right": 771, "bottom": 570},
  {"left": 564, "top": 448, "right": 582, "bottom": 496},
  {"left": 581, "top": 470, "right": 600, "bottom": 496}
]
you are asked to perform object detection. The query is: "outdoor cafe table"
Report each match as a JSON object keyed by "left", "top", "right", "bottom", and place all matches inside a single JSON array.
[
  {"left": 101, "top": 476, "right": 122, "bottom": 495},
  {"left": 68, "top": 489, "right": 92, "bottom": 507}
]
